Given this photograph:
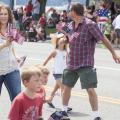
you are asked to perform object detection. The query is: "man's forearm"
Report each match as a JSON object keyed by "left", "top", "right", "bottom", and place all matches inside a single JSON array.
[{"left": 102, "top": 36, "right": 116, "bottom": 56}]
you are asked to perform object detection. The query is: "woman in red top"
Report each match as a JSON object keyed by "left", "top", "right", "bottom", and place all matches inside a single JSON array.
[{"left": 24, "top": 0, "right": 33, "bottom": 17}]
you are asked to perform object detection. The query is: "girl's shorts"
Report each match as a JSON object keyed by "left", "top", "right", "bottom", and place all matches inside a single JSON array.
[{"left": 53, "top": 74, "right": 62, "bottom": 80}]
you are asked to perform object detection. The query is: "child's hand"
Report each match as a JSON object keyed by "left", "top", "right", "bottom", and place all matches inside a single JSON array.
[
  {"left": 45, "top": 96, "right": 53, "bottom": 103},
  {"left": 38, "top": 116, "right": 44, "bottom": 120},
  {"left": 19, "top": 31, "right": 26, "bottom": 37}
]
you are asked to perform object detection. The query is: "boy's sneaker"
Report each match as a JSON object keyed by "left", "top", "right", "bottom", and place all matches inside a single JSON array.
[
  {"left": 67, "top": 107, "right": 72, "bottom": 112},
  {"left": 94, "top": 117, "right": 102, "bottom": 120},
  {"left": 47, "top": 102, "right": 55, "bottom": 108},
  {"left": 48, "top": 111, "right": 70, "bottom": 120}
]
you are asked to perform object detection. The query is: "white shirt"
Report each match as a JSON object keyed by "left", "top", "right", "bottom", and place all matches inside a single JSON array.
[
  {"left": 0, "top": 37, "right": 18, "bottom": 75},
  {"left": 53, "top": 49, "right": 67, "bottom": 74},
  {"left": 33, "top": 0, "right": 40, "bottom": 14},
  {"left": 112, "top": 15, "right": 120, "bottom": 29}
]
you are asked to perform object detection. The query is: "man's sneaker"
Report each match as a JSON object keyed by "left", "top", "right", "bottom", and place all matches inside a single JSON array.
[
  {"left": 47, "top": 102, "right": 55, "bottom": 108},
  {"left": 61, "top": 111, "right": 70, "bottom": 120},
  {"left": 61, "top": 111, "right": 68, "bottom": 117},
  {"left": 94, "top": 117, "right": 102, "bottom": 120},
  {"left": 67, "top": 107, "right": 72, "bottom": 112}
]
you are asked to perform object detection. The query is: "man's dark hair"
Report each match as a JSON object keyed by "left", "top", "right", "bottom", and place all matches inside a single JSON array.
[{"left": 71, "top": 3, "right": 84, "bottom": 16}]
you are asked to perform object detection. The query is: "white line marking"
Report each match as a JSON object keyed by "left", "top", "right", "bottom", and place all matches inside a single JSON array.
[
  {"left": 95, "top": 66, "right": 120, "bottom": 71},
  {"left": 27, "top": 58, "right": 120, "bottom": 71},
  {"left": 27, "top": 58, "right": 40, "bottom": 61}
]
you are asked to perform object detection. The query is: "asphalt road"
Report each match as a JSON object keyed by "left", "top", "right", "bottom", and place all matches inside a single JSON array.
[{"left": 0, "top": 42, "right": 120, "bottom": 120}]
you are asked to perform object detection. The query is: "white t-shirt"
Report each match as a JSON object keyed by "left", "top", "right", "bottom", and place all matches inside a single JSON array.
[
  {"left": 53, "top": 49, "right": 67, "bottom": 74},
  {"left": 112, "top": 15, "right": 120, "bottom": 29},
  {"left": 0, "top": 37, "right": 18, "bottom": 75},
  {"left": 33, "top": 0, "right": 40, "bottom": 14}
]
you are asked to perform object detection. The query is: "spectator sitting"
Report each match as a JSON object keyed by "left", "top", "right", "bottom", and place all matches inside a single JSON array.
[
  {"left": 27, "top": 22, "right": 37, "bottom": 42},
  {"left": 36, "top": 24, "right": 46, "bottom": 41},
  {"left": 38, "top": 13, "right": 46, "bottom": 28}
]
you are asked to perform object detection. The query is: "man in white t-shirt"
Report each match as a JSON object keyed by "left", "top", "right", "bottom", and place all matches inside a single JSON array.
[
  {"left": 32, "top": 0, "right": 40, "bottom": 21},
  {"left": 112, "top": 11, "right": 120, "bottom": 48}
]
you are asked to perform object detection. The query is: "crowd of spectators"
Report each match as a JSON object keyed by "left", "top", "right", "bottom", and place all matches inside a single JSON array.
[{"left": 12, "top": 0, "right": 120, "bottom": 47}]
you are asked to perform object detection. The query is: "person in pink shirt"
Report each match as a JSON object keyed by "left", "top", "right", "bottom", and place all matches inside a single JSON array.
[
  {"left": 38, "top": 13, "right": 46, "bottom": 28},
  {"left": 8, "top": 67, "right": 44, "bottom": 120}
]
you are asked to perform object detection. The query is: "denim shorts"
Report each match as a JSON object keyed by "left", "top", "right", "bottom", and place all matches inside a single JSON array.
[
  {"left": 115, "top": 29, "right": 120, "bottom": 38},
  {"left": 53, "top": 74, "right": 62, "bottom": 80},
  {"left": 0, "top": 70, "right": 21, "bottom": 101}
]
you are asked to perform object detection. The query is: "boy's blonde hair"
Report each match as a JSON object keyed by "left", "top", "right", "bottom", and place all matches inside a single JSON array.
[
  {"left": 35, "top": 65, "right": 50, "bottom": 75},
  {"left": 21, "top": 66, "right": 42, "bottom": 83}
]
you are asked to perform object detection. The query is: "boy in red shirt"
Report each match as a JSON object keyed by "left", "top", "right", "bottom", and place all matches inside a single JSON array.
[
  {"left": 36, "top": 65, "right": 56, "bottom": 108},
  {"left": 8, "top": 67, "right": 44, "bottom": 120}
]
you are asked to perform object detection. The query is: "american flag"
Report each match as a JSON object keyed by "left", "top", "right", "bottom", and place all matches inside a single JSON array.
[{"left": 97, "top": 8, "right": 109, "bottom": 17}]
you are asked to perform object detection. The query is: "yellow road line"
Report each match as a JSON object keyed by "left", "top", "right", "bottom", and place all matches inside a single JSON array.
[{"left": 45, "top": 86, "right": 120, "bottom": 105}]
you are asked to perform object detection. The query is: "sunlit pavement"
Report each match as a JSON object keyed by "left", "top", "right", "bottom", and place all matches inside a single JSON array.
[{"left": 0, "top": 42, "right": 120, "bottom": 120}]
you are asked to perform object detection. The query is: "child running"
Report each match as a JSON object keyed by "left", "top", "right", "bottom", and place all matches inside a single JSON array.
[
  {"left": 35, "top": 65, "right": 50, "bottom": 102},
  {"left": 36, "top": 65, "right": 50, "bottom": 86},
  {"left": 43, "top": 34, "right": 72, "bottom": 112},
  {"left": 8, "top": 67, "right": 44, "bottom": 120}
]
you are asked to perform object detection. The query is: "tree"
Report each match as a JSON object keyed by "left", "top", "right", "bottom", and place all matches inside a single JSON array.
[{"left": 39, "top": 0, "right": 47, "bottom": 16}]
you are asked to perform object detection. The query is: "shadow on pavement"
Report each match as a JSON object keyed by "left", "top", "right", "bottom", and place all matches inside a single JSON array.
[{"left": 69, "top": 111, "right": 89, "bottom": 117}]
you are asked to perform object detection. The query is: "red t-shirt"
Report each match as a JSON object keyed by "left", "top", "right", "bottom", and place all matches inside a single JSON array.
[
  {"left": 8, "top": 92, "right": 44, "bottom": 120},
  {"left": 38, "top": 86, "right": 46, "bottom": 101}
]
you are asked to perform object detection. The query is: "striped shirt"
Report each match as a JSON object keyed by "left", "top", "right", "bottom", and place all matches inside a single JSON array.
[{"left": 67, "top": 18, "right": 104, "bottom": 70}]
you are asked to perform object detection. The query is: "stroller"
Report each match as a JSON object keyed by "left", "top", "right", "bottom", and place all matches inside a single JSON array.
[
  {"left": 22, "top": 17, "right": 32, "bottom": 31},
  {"left": 23, "top": 17, "right": 37, "bottom": 42}
]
